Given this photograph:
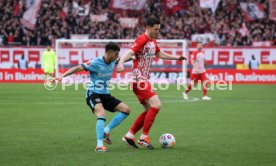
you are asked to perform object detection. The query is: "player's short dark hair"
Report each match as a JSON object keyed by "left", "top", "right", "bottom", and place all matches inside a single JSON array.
[
  {"left": 146, "top": 16, "right": 160, "bottom": 27},
  {"left": 105, "top": 42, "right": 120, "bottom": 52}
]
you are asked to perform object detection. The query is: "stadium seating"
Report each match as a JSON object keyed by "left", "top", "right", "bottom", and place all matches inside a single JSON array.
[{"left": 0, "top": 0, "right": 275, "bottom": 46}]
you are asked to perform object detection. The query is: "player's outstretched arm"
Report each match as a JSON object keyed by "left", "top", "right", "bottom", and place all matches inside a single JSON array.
[
  {"left": 57, "top": 65, "right": 84, "bottom": 81},
  {"left": 117, "top": 50, "right": 135, "bottom": 72},
  {"left": 156, "top": 51, "right": 186, "bottom": 60},
  {"left": 116, "top": 56, "right": 135, "bottom": 64}
]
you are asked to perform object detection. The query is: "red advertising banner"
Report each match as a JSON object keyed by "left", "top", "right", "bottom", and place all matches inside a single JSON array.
[
  {"left": 206, "top": 69, "right": 276, "bottom": 84},
  {"left": 1, "top": 47, "right": 276, "bottom": 68},
  {"left": 1, "top": 46, "right": 275, "bottom": 84},
  {"left": 1, "top": 69, "right": 276, "bottom": 84},
  {"left": 0, "top": 69, "right": 45, "bottom": 83}
]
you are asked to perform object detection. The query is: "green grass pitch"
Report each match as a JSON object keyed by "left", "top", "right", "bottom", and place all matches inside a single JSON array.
[{"left": 0, "top": 83, "right": 276, "bottom": 166}]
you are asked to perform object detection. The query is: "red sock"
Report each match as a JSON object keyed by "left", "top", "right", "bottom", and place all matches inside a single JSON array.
[
  {"left": 142, "top": 107, "right": 160, "bottom": 135},
  {"left": 185, "top": 84, "right": 192, "bottom": 94},
  {"left": 203, "top": 87, "right": 207, "bottom": 96},
  {"left": 129, "top": 111, "right": 148, "bottom": 135},
  {"left": 203, "top": 82, "right": 209, "bottom": 96}
]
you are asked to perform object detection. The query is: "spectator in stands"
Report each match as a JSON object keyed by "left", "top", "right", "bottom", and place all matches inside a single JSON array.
[
  {"left": 0, "top": 0, "right": 275, "bottom": 46},
  {"left": 249, "top": 55, "right": 259, "bottom": 70},
  {"left": 7, "top": 32, "right": 15, "bottom": 44},
  {"left": 18, "top": 54, "right": 28, "bottom": 70}
]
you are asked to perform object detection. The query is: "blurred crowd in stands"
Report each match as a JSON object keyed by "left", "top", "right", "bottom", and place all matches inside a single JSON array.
[{"left": 0, "top": 0, "right": 275, "bottom": 46}]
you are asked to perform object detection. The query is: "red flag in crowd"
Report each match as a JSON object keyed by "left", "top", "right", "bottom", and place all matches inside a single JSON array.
[
  {"left": 238, "top": 22, "right": 250, "bottom": 37},
  {"left": 240, "top": 2, "right": 265, "bottom": 21},
  {"left": 109, "top": 0, "right": 146, "bottom": 12},
  {"left": 162, "top": 0, "right": 188, "bottom": 16},
  {"left": 269, "top": 0, "right": 276, "bottom": 21},
  {"left": 20, "top": 0, "right": 42, "bottom": 30}
]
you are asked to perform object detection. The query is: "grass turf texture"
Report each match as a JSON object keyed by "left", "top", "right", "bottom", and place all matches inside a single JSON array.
[{"left": 0, "top": 83, "right": 276, "bottom": 166}]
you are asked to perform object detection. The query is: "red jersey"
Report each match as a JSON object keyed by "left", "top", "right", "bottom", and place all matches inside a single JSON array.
[
  {"left": 190, "top": 50, "right": 206, "bottom": 74},
  {"left": 130, "top": 34, "right": 160, "bottom": 82}
]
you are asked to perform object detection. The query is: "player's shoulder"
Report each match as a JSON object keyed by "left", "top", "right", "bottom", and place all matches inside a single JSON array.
[
  {"left": 193, "top": 50, "right": 205, "bottom": 55},
  {"left": 135, "top": 33, "right": 150, "bottom": 43},
  {"left": 92, "top": 57, "right": 104, "bottom": 65},
  {"left": 132, "top": 34, "right": 149, "bottom": 50},
  {"left": 85, "top": 57, "right": 101, "bottom": 65},
  {"left": 94, "top": 56, "right": 102, "bottom": 60},
  {"left": 198, "top": 50, "right": 205, "bottom": 55},
  {"left": 136, "top": 33, "right": 147, "bottom": 39}
]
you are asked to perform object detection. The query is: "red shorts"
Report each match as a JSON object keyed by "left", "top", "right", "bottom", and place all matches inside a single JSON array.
[
  {"left": 132, "top": 82, "right": 156, "bottom": 104},
  {"left": 191, "top": 72, "right": 207, "bottom": 82}
]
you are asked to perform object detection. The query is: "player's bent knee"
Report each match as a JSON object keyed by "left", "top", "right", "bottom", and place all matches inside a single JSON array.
[
  {"left": 116, "top": 103, "right": 130, "bottom": 114},
  {"left": 93, "top": 104, "right": 106, "bottom": 117},
  {"left": 94, "top": 110, "right": 105, "bottom": 117},
  {"left": 94, "top": 111, "right": 105, "bottom": 117},
  {"left": 123, "top": 107, "right": 130, "bottom": 114},
  {"left": 122, "top": 105, "right": 130, "bottom": 114},
  {"left": 150, "top": 102, "right": 161, "bottom": 109}
]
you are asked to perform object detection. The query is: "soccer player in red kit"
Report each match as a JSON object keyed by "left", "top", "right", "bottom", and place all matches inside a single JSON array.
[
  {"left": 117, "top": 16, "right": 186, "bottom": 149},
  {"left": 183, "top": 42, "right": 211, "bottom": 100}
]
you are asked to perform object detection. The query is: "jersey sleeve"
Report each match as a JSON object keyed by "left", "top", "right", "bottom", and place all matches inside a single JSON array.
[
  {"left": 190, "top": 51, "right": 197, "bottom": 61},
  {"left": 81, "top": 59, "right": 97, "bottom": 72},
  {"left": 131, "top": 36, "right": 148, "bottom": 54},
  {"left": 155, "top": 43, "right": 160, "bottom": 53}
]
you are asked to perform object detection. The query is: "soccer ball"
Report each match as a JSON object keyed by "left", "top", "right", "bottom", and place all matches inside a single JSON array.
[{"left": 159, "top": 133, "right": 176, "bottom": 148}]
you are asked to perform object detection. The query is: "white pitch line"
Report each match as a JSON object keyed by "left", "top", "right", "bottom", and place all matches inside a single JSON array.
[
  {"left": 0, "top": 98, "right": 198, "bottom": 105},
  {"left": 0, "top": 97, "right": 275, "bottom": 105}
]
